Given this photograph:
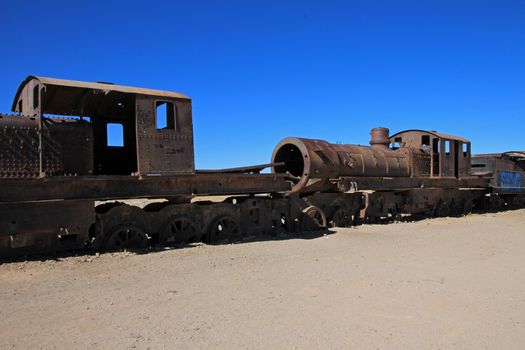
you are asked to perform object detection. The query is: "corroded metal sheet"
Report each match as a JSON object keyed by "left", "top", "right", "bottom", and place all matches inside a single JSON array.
[
  {"left": 0, "top": 115, "right": 39, "bottom": 178},
  {"left": 0, "top": 114, "right": 93, "bottom": 178},
  {"left": 272, "top": 134, "right": 413, "bottom": 193},
  {"left": 0, "top": 200, "right": 95, "bottom": 258},
  {"left": 472, "top": 152, "right": 525, "bottom": 193},
  {"left": 136, "top": 95, "right": 195, "bottom": 175}
]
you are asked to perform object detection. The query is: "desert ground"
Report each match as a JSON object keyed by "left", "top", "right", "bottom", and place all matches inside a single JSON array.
[{"left": 0, "top": 209, "right": 524, "bottom": 349}]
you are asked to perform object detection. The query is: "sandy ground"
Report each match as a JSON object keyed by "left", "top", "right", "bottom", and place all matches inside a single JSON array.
[{"left": 1, "top": 210, "right": 524, "bottom": 350}]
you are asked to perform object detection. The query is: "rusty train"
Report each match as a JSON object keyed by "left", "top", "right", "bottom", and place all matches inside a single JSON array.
[{"left": 0, "top": 76, "right": 524, "bottom": 259}]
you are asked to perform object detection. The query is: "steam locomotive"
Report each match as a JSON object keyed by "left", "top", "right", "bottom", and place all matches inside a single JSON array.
[{"left": 0, "top": 76, "right": 523, "bottom": 259}]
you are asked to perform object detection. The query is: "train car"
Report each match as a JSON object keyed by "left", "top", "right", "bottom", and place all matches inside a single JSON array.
[
  {"left": 471, "top": 151, "right": 525, "bottom": 209},
  {"left": 272, "top": 128, "right": 491, "bottom": 220},
  {"left": 0, "top": 75, "right": 522, "bottom": 260},
  {"left": 0, "top": 76, "right": 295, "bottom": 258}
]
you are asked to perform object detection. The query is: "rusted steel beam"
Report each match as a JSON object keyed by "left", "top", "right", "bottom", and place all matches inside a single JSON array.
[
  {"left": 0, "top": 174, "right": 292, "bottom": 203},
  {"left": 333, "top": 176, "right": 490, "bottom": 192},
  {"left": 195, "top": 162, "right": 284, "bottom": 174}
]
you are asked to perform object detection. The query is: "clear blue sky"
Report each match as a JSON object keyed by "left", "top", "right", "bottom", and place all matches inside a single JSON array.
[{"left": 1, "top": 0, "right": 524, "bottom": 169}]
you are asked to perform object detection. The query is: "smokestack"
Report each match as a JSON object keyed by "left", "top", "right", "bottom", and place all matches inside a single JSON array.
[{"left": 369, "top": 127, "right": 390, "bottom": 148}]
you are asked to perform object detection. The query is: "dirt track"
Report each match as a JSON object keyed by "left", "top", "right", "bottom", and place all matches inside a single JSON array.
[{"left": 1, "top": 210, "right": 525, "bottom": 349}]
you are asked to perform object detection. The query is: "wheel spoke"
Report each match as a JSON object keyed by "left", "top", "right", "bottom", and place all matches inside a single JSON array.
[
  {"left": 104, "top": 225, "right": 148, "bottom": 251},
  {"left": 160, "top": 217, "right": 199, "bottom": 245},
  {"left": 331, "top": 208, "right": 351, "bottom": 227},
  {"left": 302, "top": 205, "right": 327, "bottom": 231},
  {"left": 208, "top": 216, "right": 240, "bottom": 241}
]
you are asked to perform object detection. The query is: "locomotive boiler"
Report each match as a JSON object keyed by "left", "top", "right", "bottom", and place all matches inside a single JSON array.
[
  {"left": 272, "top": 127, "right": 416, "bottom": 193},
  {"left": 272, "top": 127, "right": 474, "bottom": 193}
]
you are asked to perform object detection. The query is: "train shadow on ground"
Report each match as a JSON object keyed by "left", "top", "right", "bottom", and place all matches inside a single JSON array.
[
  {"left": 2, "top": 208, "right": 521, "bottom": 264},
  {"left": 0, "top": 228, "right": 337, "bottom": 264},
  {"left": 137, "top": 228, "right": 338, "bottom": 256}
]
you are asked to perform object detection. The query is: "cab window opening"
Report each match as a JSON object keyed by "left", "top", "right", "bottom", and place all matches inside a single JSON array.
[
  {"left": 107, "top": 123, "right": 124, "bottom": 147},
  {"left": 156, "top": 101, "right": 177, "bottom": 130},
  {"left": 392, "top": 137, "right": 403, "bottom": 149},
  {"left": 33, "top": 85, "right": 39, "bottom": 109},
  {"left": 462, "top": 143, "right": 468, "bottom": 157}
]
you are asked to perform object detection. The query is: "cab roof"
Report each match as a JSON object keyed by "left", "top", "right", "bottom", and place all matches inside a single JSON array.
[
  {"left": 12, "top": 76, "right": 190, "bottom": 114},
  {"left": 389, "top": 129, "right": 470, "bottom": 143}
]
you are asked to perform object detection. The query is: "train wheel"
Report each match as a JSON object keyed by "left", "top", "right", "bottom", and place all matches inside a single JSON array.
[
  {"left": 518, "top": 195, "right": 525, "bottom": 208},
  {"left": 330, "top": 207, "right": 352, "bottom": 228},
  {"left": 103, "top": 225, "right": 149, "bottom": 251},
  {"left": 508, "top": 196, "right": 524, "bottom": 210},
  {"left": 485, "top": 195, "right": 505, "bottom": 211},
  {"left": 496, "top": 196, "right": 506, "bottom": 210},
  {"left": 143, "top": 201, "right": 170, "bottom": 212},
  {"left": 367, "top": 215, "right": 381, "bottom": 224},
  {"left": 302, "top": 205, "right": 327, "bottom": 231},
  {"left": 433, "top": 200, "right": 450, "bottom": 217},
  {"left": 160, "top": 217, "right": 198, "bottom": 246},
  {"left": 208, "top": 216, "right": 240, "bottom": 242},
  {"left": 462, "top": 198, "right": 474, "bottom": 215},
  {"left": 88, "top": 221, "right": 104, "bottom": 251},
  {"left": 352, "top": 210, "right": 363, "bottom": 226},
  {"left": 270, "top": 211, "right": 288, "bottom": 236},
  {"left": 449, "top": 200, "right": 462, "bottom": 217},
  {"left": 481, "top": 196, "right": 494, "bottom": 211}
]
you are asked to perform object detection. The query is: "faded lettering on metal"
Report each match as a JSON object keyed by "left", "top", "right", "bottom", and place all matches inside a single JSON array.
[{"left": 499, "top": 171, "right": 522, "bottom": 188}]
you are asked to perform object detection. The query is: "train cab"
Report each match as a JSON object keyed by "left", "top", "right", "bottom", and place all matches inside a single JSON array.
[
  {"left": 11, "top": 76, "right": 195, "bottom": 177},
  {"left": 389, "top": 129, "right": 471, "bottom": 178}
]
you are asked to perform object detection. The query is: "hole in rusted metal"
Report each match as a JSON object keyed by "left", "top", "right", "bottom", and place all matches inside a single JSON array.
[
  {"left": 107, "top": 123, "right": 124, "bottom": 147},
  {"left": 155, "top": 101, "right": 177, "bottom": 130},
  {"left": 273, "top": 144, "right": 304, "bottom": 177}
]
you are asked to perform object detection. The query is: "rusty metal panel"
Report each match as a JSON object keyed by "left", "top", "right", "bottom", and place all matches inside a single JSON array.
[
  {"left": 473, "top": 153, "right": 525, "bottom": 194},
  {"left": 135, "top": 95, "right": 195, "bottom": 175},
  {"left": 42, "top": 117, "right": 93, "bottom": 176},
  {"left": 12, "top": 79, "right": 42, "bottom": 117},
  {"left": 440, "top": 139, "right": 454, "bottom": 177},
  {"left": 0, "top": 114, "right": 93, "bottom": 178},
  {"left": 0, "top": 200, "right": 95, "bottom": 258},
  {"left": 0, "top": 114, "right": 40, "bottom": 178},
  {"left": 498, "top": 171, "right": 523, "bottom": 189},
  {"left": 412, "top": 152, "right": 431, "bottom": 177},
  {"left": 401, "top": 189, "right": 485, "bottom": 215}
]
